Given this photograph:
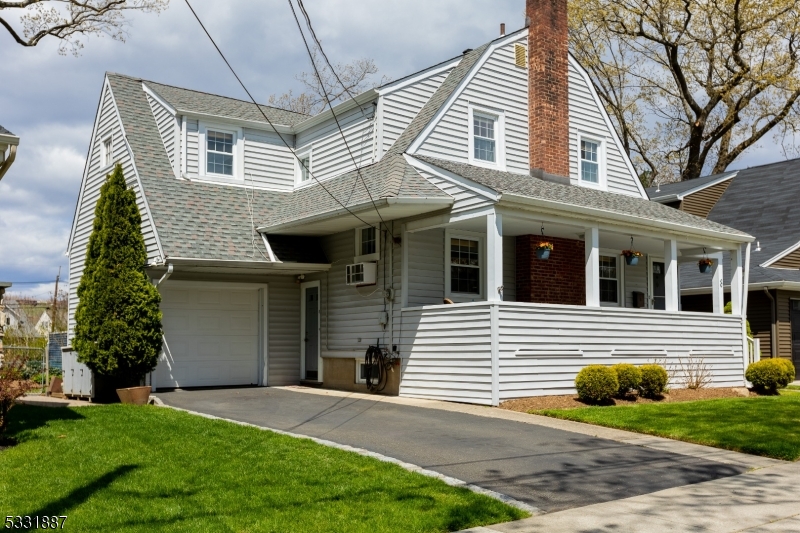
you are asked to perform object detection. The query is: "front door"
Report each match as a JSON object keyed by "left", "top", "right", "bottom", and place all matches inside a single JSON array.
[
  {"left": 652, "top": 261, "right": 666, "bottom": 310},
  {"left": 791, "top": 301, "right": 800, "bottom": 380},
  {"left": 303, "top": 285, "right": 320, "bottom": 381}
]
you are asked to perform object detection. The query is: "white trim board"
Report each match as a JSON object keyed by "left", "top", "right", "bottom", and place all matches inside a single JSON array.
[
  {"left": 300, "top": 280, "right": 323, "bottom": 382},
  {"left": 761, "top": 240, "right": 800, "bottom": 268}
]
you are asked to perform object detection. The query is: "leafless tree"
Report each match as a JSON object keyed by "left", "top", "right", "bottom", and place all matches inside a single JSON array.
[
  {"left": 269, "top": 47, "right": 390, "bottom": 116},
  {"left": 0, "top": 0, "right": 169, "bottom": 56}
]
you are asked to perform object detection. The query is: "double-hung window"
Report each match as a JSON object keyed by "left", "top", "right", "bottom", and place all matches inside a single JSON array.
[
  {"left": 580, "top": 138, "right": 600, "bottom": 184},
  {"left": 473, "top": 114, "right": 496, "bottom": 163},
  {"left": 296, "top": 149, "right": 312, "bottom": 185},
  {"left": 206, "top": 130, "right": 234, "bottom": 176},
  {"left": 450, "top": 237, "right": 481, "bottom": 295},
  {"left": 354, "top": 226, "right": 379, "bottom": 262},
  {"left": 101, "top": 137, "right": 113, "bottom": 168},
  {"left": 599, "top": 255, "right": 619, "bottom": 305}
]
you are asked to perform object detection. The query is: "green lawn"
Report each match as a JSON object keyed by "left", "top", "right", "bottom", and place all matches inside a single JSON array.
[
  {"left": 538, "top": 393, "right": 800, "bottom": 461},
  {"left": 0, "top": 405, "right": 525, "bottom": 532}
]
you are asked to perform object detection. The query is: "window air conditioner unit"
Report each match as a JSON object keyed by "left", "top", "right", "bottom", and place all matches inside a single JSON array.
[{"left": 346, "top": 262, "right": 377, "bottom": 286}]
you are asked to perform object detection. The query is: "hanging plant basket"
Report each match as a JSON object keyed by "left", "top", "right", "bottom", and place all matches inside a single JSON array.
[
  {"left": 536, "top": 242, "right": 553, "bottom": 260},
  {"left": 699, "top": 258, "right": 713, "bottom": 274},
  {"left": 622, "top": 250, "right": 643, "bottom": 266}
]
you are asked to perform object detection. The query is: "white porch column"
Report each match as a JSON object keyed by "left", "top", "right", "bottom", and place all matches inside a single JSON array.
[
  {"left": 712, "top": 252, "right": 725, "bottom": 314},
  {"left": 585, "top": 226, "right": 600, "bottom": 307},
  {"left": 730, "top": 246, "right": 743, "bottom": 316},
  {"left": 664, "top": 239, "right": 679, "bottom": 312},
  {"left": 486, "top": 211, "right": 504, "bottom": 301}
]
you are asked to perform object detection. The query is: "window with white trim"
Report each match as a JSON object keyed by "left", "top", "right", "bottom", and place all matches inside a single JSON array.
[
  {"left": 296, "top": 149, "right": 312, "bottom": 185},
  {"left": 599, "top": 255, "right": 619, "bottom": 305},
  {"left": 354, "top": 226, "right": 380, "bottom": 262},
  {"left": 101, "top": 137, "right": 113, "bottom": 168},
  {"left": 580, "top": 138, "right": 600, "bottom": 184},
  {"left": 450, "top": 237, "right": 481, "bottom": 295},
  {"left": 473, "top": 114, "right": 496, "bottom": 163},
  {"left": 206, "top": 130, "right": 234, "bottom": 176}
]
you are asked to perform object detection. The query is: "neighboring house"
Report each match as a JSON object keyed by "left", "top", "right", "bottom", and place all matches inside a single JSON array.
[
  {"left": 0, "top": 281, "right": 10, "bottom": 358},
  {"left": 68, "top": 0, "right": 753, "bottom": 405},
  {"left": 0, "top": 124, "right": 19, "bottom": 181},
  {"left": 4, "top": 299, "right": 53, "bottom": 336},
  {"left": 648, "top": 159, "right": 800, "bottom": 379}
]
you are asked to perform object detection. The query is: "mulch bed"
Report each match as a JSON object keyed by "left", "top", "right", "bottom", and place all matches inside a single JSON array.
[{"left": 500, "top": 387, "right": 756, "bottom": 412}]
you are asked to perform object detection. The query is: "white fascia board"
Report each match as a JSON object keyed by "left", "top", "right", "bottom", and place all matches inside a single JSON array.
[
  {"left": 376, "top": 58, "right": 461, "bottom": 96},
  {"left": 407, "top": 29, "right": 528, "bottom": 154},
  {"left": 176, "top": 109, "right": 295, "bottom": 135},
  {"left": 68, "top": 76, "right": 112, "bottom": 255},
  {"left": 0, "top": 133, "right": 19, "bottom": 146},
  {"left": 157, "top": 257, "right": 331, "bottom": 271},
  {"left": 141, "top": 82, "right": 177, "bottom": 116},
  {"left": 291, "top": 89, "right": 378, "bottom": 132},
  {"left": 682, "top": 280, "right": 800, "bottom": 295},
  {"left": 761, "top": 239, "right": 800, "bottom": 267},
  {"left": 567, "top": 54, "right": 648, "bottom": 200},
  {"left": 649, "top": 172, "right": 738, "bottom": 203},
  {"left": 406, "top": 154, "right": 500, "bottom": 201},
  {"left": 500, "top": 192, "right": 754, "bottom": 245}
]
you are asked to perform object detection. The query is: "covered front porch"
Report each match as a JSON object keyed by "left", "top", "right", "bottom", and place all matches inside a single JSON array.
[{"left": 398, "top": 204, "right": 753, "bottom": 406}]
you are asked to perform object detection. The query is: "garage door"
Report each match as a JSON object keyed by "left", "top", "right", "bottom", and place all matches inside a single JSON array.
[{"left": 155, "top": 283, "right": 263, "bottom": 388}]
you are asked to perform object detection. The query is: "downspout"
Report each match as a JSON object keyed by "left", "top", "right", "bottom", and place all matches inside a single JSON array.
[
  {"left": 0, "top": 145, "right": 18, "bottom": 181},
  {"left": 763, "top": 288, "right": 777, "bottom": 358}
]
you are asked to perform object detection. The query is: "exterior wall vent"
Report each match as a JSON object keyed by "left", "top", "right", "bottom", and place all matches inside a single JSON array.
[
  {"left": 346, "top": 262, "right": 377, "bottom": 286},
  {"left": 514, "top": 43, "right": 527, "bottom": 69}
]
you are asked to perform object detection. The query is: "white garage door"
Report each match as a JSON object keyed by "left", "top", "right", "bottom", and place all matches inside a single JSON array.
[{"left": 156, "top": 283, "right": 264, "bottom": 388}]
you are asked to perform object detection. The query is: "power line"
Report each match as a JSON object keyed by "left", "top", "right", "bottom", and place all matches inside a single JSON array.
[
  {"left": 182, "top": 0, "right": 375, "bottom": 230},
  {"left": 286, "top": 0, "right": 387, "bottom": 230}
]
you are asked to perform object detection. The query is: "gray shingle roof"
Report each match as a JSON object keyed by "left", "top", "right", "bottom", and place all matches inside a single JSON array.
[
  {"left": 107, "top": 73, "right": 323, "bottom": 264},
  {"left": 0, "top": 124, "right": 13, "bottom": 136},
  {"left": 646, "top": 171, "right": 737, "bottom": 201},
  {"left": 680, "top": 158, "right": 800, "bottom": 288},
  {"left": 142, "top": 79, "right": 309, "bottom": 127},
  {"left": 414, "top": 156, "right": 751, "bottom": 239},
  {"left": 259, "top": 154, "right": 451, "bottom": 229}
]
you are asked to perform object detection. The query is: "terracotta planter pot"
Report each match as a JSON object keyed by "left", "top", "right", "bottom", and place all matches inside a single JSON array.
[{"left": 116, "top": 386, "right": 151, "bottom": 405}]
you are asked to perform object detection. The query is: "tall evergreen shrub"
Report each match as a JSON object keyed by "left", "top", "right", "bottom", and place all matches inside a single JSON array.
[{"left": 73, "top": 164, "right": 162, "bottom": 387}]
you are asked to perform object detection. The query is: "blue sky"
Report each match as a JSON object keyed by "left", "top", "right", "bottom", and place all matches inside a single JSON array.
[{"left": 0, "top": 0, "right": 787, "bottom": 299}]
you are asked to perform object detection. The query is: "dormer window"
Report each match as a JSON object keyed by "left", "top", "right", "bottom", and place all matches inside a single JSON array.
[{"left": 207, "top": 130, "right": 234, "bottom": 176}]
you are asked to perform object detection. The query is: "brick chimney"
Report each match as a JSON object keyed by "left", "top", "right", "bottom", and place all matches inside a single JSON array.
[{"left": 527, "top": 0, "right": 570, "bottom": 178}]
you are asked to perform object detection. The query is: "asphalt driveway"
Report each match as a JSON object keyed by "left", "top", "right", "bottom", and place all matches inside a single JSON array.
[{"left": 156, "top": 387, "right": 745, "bottom": 512}]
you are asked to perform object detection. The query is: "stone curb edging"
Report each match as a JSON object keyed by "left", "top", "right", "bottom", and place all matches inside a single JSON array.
[{"left": 149, "top": 395, "right": 542, "bottom": 516}]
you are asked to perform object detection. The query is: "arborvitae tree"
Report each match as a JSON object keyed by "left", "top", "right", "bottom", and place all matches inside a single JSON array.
[{"left": 74, "top": 164, "right": 162, "bottom": 387}]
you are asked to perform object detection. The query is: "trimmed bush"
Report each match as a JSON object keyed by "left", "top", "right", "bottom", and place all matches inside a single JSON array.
[
  {"left": 639, "top": 364, "right": 668, "bottom": 398},
  {"left": 575, "top": 365, "right": 619, "bottom": 403},
  {"left": 746, "top": 359, "right": 794, "bottom": 393},
  {"left": 612, "top": 364, "right": 642, "bottom": 397}
]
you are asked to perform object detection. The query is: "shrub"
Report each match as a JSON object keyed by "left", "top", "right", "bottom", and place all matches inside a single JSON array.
[
  {"left": 575, "top": 365, "right": 618, "bottom": 403},
  {"left": 639, "top": 364, "right": 668, "bottom": 398},
  {"left": 747, "top": 359, "right": 794, "bottom": 393},
  {"left": 612, "top": 363, "right": 641, "bottom": 396},
  {"left": 0, "top": 356, "right": 34, "bottom": 442}
]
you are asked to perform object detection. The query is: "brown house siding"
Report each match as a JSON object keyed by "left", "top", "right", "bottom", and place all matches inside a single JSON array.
[
  {"left": 776, "top": 290, "right": 795, "bottom": 360},
  {"left": 516, "top": 235, "right": 585, "bottom": 305},
  {"left": 771, "top": 248, "right": 800, "bottom": 269},
  {"left": 680, "top": 179, "right": 733, "bottom": 218}
]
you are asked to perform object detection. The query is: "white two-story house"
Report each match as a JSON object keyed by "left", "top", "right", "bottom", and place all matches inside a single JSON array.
[{"left": 68, "top": 0, "right": 754, "bottom": 405}]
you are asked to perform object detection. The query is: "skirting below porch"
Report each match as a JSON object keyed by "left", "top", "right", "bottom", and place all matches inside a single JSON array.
[{"left": 398, "top": 301, "right": 746, "bottom": 406}]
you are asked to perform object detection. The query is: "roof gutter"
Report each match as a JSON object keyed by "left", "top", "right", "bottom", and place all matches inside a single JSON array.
[
  {"left": 175, "top": 109, "right": 295, "bottom": 134},
  {"left": 149, "top": 257, "right": 332, "bottom": 272},
  {"left": 292, "top": 89, "right": 378, "bottom": 131},
  {"left": 257, "top": 196, "right": 454, "bottom": 234},
  {"left": 500, "top": 192, "right": 753, "bottom": 245},
  {"left": 681, "top": 280, "right": 800, "bottom": 295}
]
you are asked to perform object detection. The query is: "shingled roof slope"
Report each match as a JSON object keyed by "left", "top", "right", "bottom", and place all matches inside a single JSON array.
[
  {"left": 108, "top": 73, "right": 311, "bottom": 263},
  {"left": 143, "top": 79, "right": 309, "bottom": 127},
  {"left": 0, "top": 125, "right": 14, "bottom": 136},
  {"left": 646, "top": 171, "right": 737, "bottom": 201},
  {"left": 414, "top": 156, "right": 751, "bottom": 239},
  {"left": 681, "top": 158, "right": 800, "bottom": 289}
]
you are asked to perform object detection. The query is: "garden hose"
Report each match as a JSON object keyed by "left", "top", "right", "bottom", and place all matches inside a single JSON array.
[{"left": 364, "top": 344, "right": 392, "bottom": 392}]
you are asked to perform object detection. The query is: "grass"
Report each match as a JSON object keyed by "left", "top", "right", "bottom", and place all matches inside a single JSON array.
[
  {"left": 786, "top": 385, "right": 800, "bottom": 391},
  {"left": 537, "top": 393, "right": 800, "bottom": 461},
  {"left": 0, "top": 405, "right": 525, "bottom": 532}
]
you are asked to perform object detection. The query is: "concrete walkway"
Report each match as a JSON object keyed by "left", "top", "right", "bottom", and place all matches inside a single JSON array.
[{"left": 17, "top": 395, "right": 96, "bottom": 408}]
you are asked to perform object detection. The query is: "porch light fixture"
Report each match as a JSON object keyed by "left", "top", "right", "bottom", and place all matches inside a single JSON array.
[
  {"left": 698, "top": 247, "right": 713, "bottom": 274},
  {"left": 621, "top": 236, "right": 643, "bottom": 266},
  {"left": 536, "top": 223, "right": 553, "bottom": 260}
]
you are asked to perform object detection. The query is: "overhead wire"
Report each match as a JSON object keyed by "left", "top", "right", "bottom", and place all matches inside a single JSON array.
[
  {"left": 182, "top": 0, "right": 374, "bottom": 230},
  {"left": 285, "top": 0, "right": 387, "bottom": 231}
]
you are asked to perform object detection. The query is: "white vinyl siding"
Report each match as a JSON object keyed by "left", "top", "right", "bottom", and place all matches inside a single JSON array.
[
  {"left": 503, "top": 236, "right": 516, "bottom": 302},
  {"left": 412, "top": 166, "right": 494, "bottom": 214},
  {"left": 185, "top": 118, "right": 200, "bottom": 176},
  {"left": 406, "top": 229, "right": 445, "bottom": 307},
  {"left": 68, "top": 83, "right": 160, "bottom": 338},
  {"left": 567, "top": 59, "right": 643, "bottom": 196},
  {"left": 296, "top": 105, "right": 375, "bottom": 182},
  {"left": 146, "top": 93, "right": 177, "bottom": 175},
  {"left": 381, "top": 69, "right": 452, "bottom": 154},
  {"left": 624, "top": 257, "right": 648, "bottom": 308},
  {"left": 242, "top": 128, "right": 296, "bottom": 191},
  {"left": 266, "top": 277, "right": 302, "bottom": 385},
  {"left": 414, "top": 37, "right": 530, "bottom": 174}
]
